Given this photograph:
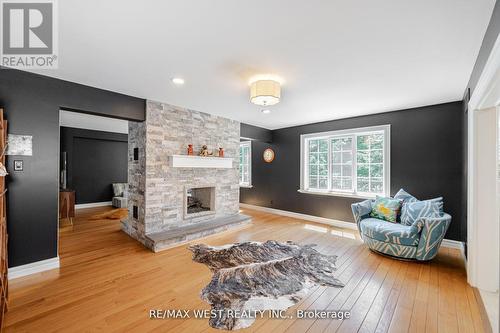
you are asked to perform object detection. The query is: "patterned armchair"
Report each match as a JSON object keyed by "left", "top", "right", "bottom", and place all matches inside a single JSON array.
[
  {"left": 112, "top": 183, "right": 128, "bottom": 208},
  {"left": 351, "top": 199, "right": 451, "bottom": 261}
]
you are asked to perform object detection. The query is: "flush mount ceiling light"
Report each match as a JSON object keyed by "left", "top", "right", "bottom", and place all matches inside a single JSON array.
[
  {"left": 250, "top": 79, "right": 281, "bottom": 106},
  {"left": 171, "top": 77, "right": 185, "bottom": 85}
]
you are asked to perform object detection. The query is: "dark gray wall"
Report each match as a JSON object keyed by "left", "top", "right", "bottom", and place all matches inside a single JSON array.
[
  {"left": 241, "top": 101, "right": 465, "bottom": 241},
  {"left": 60, "top": 127, "right": 128, "bottom": 204},
  {"left": 0, "top": 69, "right": 145, "bottom": 267},
  {"left": 241, "top": 123, "right": 273, "bottom": 143}
]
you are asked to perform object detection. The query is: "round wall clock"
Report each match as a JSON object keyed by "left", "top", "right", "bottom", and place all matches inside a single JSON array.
[{"left": 263, "top": 148, "right": 275, "bottom": 163}]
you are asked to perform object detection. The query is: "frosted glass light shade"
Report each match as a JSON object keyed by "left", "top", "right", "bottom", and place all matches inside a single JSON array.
[{"left": 250, "top": 80, "right": 281, "bottom": 106}]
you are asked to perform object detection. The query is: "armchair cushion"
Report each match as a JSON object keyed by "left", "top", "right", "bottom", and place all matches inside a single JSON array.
[
  {"left": 370, "top": 196, "right": 402, "bottom": 223},
  {"left": 351, "top": 199, "right": 372, "bottom": 224},
  {"left": 359, "top": 218, "right": 420, "bottom": 246},
  {"left": 394, "top": 188, "right": 444, "bottom": 225},
  {"left": 112, "top": 183, "right": 127, "bottom": 197},
  {"left": 393, "top": 188, "right": 417, "bottom": 204},
  {"left": 400, "top": 200, "right": 442, "bottom": 226}
]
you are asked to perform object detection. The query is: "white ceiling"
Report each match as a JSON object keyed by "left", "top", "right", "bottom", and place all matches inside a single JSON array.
[{"left": 33, "top": 0, "right": 496, "bottom": 129}]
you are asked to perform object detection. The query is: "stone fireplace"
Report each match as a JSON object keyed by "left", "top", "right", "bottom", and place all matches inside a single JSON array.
[{"left": 123, "top": 100, "right": 250, "bottom": 252}]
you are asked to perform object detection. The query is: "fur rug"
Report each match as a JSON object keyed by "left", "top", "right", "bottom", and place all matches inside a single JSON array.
[{"left": 189, "top": 240, "right": 344, "bottom": 330}]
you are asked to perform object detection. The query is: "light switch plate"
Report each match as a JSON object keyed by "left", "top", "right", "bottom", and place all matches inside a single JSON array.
[{"left": 13, "top": 160, "right": 23, "bottom": 171}]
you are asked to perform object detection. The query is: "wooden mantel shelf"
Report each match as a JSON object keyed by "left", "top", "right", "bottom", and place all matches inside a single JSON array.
[{"left": 170, "top": 155, "right": 233, "bottom": 168}]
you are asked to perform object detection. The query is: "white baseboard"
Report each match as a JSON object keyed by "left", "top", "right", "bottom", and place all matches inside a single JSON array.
[
  {"left": 240, "top": 203, "right": 465, "bottom": 252},
  {"left": 75, "top": 201, "right": 112, "bottom": 209},
  {"left": 442, "top": 239, "right": 467, "bottom": 262},
  {"left": 239, "top": 203, "right": 357, "bottom": 230},
  {"left": 8, "top": 257, "right": 60, "bottom": 280},
  {"left": 441, "top": 238, "right": 464, "bottom": 249},
  {"left": 478, "top": 289, "right": 499, "bottom": 333}
]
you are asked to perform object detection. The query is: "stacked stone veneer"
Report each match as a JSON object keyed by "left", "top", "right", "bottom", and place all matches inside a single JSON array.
[{"left": 122, "top": 100, "right": 240, "bottom": 248}]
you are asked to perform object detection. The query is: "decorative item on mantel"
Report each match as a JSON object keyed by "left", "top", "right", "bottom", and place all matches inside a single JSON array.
[
  {"left": 218, "top": 147, "right": 224, "bottom": 157},
  {"left": 199, "top": 145, "right": 214, "bottom": 157},
  {"left": 187, "top": 144, "right": 193, "bottom": 156}
]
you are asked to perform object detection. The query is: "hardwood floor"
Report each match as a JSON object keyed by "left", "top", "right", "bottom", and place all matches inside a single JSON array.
[{"left": 4, "top": 207, "right": 489, "bottom": 332}]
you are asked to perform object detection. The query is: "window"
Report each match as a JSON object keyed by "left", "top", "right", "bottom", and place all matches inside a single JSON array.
[
  {"left": 239, "top": 141, "right": 252, "bottom": 187},
  {"left": 300, "top": 125, "right": 390, "bottom": 198}
]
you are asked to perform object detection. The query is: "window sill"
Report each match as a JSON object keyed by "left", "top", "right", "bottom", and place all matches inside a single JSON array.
[
  {"left": 240, "top": 185, "right": 253, "bottom": 189},
  {"left": 297, "top": 189, "right": 376, "bottom": 200}
]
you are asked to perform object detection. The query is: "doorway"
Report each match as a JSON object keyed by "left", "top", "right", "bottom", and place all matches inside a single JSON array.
[
  {"left": 467, "top": 35, "right": 500, "bottom": 333},
  {"left": 58, "top": 110, "right": 129, "bottom": 233}
]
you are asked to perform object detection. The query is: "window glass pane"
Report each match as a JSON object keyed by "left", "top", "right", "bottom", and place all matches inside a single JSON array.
[
  {"left": 341, "top": 151, "right": 352, "bottom": 164},
  {"left": 309, "top": 176, "right": 318, "bottom": 188},
  {"left": 357, "top": 178, "right": 369, "bottom": 192},
  {"left": 357, "top": 150, "right": 369, "bottom": 163},
  {"left": 319, "top": 139, "right": 328, "bottom": 152},
  {"left": 319, "top": 153, "right": 328, "bottom": 164},
  {"left": 319, "top": 164, "right": 328, "bottom": 176},
  {"left": 371, "top": 134, "right": 384, "bottom": 149},
  {"left": 342, "top": 165, "right": 352, "bottom": 177},
  {"left": 370, "top": 150, "right": 383, "bottom": 163},
  {"left": 357, "top": 164, "right": 369, "bottom": 177},
  {"left": 342, "top": 177, "right": 352, "bottom": 190},
  {"left": 332, "top": 165, "right": 341, "bottom": 177},
  {"left": 318, "top": 177, "right": 328, "bottom": 189},
  {"left": 242, "top": 149, "right": 248, "bottom": 164},
  {"left": 332, "top": 139, "right": 341, "bottom": 151},
  {"left": 309, "top": 140, "right": 318, "bottom": 152},
  {"left": 331, "top": 177, "right": 341, "bottom": 189},
  {"left": 370, "top": 164, "right": 383, "bottom": 177},
  {"left": 370, "top": 180, "right": 383, "bottom": 193},
  {"left": 341, "top": 138, "right": 352, "bottom": 150},
  {"left": 357, "top": 135, "right": 369, "bottom": 150},
  {"left": 332, "top": 152, "right": 341, "bottom": 163},
  {"left": 309, "top": 153, "right": 318, "bottom": 164},
  {"left": 310, "top": 165, "right": 318, "bottom": 176}
]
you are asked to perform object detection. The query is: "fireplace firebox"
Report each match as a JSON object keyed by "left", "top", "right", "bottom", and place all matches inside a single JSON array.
[{"left": 185, "top": 186, "right": 215, "bottom": 218}]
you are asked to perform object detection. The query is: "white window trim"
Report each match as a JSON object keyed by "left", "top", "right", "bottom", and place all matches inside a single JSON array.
[
  {"left": 299, "top": 124, "right": 391, "bottom": 199},
  {"left": 239, "top": 141, "right": 252, "bottom": 188}
]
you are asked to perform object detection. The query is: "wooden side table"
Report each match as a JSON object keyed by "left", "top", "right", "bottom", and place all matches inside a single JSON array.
[{"left": 59, "top": 190, "right": 75, "bottom": 226}]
